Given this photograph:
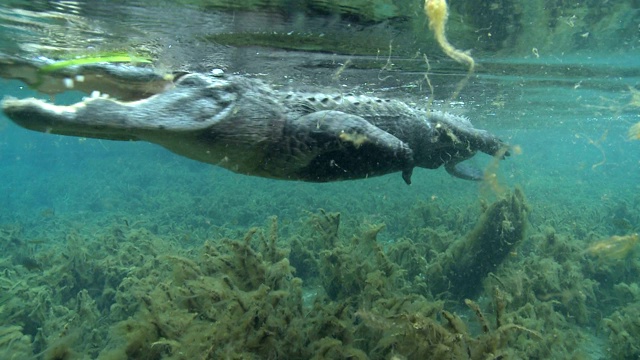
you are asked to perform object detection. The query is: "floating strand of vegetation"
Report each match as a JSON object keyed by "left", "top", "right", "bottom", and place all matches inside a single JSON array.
[{"left": 39, "top": 54, "right": 152, "bottom": 73}]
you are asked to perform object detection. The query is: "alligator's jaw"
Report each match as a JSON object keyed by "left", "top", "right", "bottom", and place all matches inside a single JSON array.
[
  {"left": 3, "top": 96, "right": 147, "bottom": 141},
  {"left": 2, "top": 72, "right": 241, "bottom": 143}
]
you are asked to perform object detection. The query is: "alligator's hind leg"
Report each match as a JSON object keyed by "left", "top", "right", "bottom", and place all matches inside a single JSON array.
[
  {"left": 275, "top": 110, "right": 415, "bottom": 184},
  {"left": 445, "top": 161, "right": 484, "bottom": 181}
]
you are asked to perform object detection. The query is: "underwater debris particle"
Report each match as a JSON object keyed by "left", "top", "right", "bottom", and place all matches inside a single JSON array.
[
  {"left": 576, "top": 131, "right": 608, "bottom": 170},
  {"left": 628, "top": 86, "right": 640, "bottom": 108}
]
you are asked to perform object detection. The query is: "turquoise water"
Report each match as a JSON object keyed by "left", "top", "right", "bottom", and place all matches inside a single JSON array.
[{"left": 0, "top": 1, "right": 639, "bottom": 359}]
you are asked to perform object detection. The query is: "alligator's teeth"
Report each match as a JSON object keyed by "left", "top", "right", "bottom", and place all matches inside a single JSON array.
[
  {"left": 63, "top": 78, "right": 74, "bottom": 89},
  {"left": 90, "top": 90, "right": 101, "bottom": 98}
]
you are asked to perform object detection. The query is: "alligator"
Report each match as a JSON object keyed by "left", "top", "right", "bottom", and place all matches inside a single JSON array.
[{"left": 0, "top": 58, "right": 509, "bottom": 184}]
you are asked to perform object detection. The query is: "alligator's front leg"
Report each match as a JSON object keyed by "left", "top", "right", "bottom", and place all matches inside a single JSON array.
[{"left": 270, "top": 110, "right": 415, "bottom": 184}]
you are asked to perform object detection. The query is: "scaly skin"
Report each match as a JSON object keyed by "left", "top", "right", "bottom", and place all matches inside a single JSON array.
[{"left": 1, "top": 64, "right": 509, "bottom": 184}]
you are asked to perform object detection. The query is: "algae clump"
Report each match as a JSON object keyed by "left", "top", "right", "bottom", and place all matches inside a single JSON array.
[
  {"left": 426, "top": 188, "right": 529, "bottom": 299},
  {"left": 424, "top": 0, "right": 475, "bottom": 72}
]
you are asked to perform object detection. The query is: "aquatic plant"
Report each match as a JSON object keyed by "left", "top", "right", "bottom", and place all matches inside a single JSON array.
[
  {"left": 604, "top": 301, "right": 640, "bottom": 359},
  {"left": 426, "top": 188, "right": 529, "bottom": 299},
  {"left": 423, "top": 0, "right": 474, "bottom": 101},
  {"left": 585, "top": 233, "right": 639, "bottom": 260},
  {"left": 0, "top": 201, "right": 632, "bottom": 359},
  {"left": 39, "top": 54, "right": 151, "bottom": 73},
  {"left": 0, "top": 326, "right": 31, "bottom": 358},
  {"left": 424, "top": 0, "right": 474, "bottom": 72}
]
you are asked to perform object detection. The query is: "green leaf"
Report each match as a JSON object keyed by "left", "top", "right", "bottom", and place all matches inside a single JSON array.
[{"left": 39, "top": 54, "right": 151, "bottom": 73}]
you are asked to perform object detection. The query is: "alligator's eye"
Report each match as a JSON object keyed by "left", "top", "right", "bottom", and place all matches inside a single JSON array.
[
  {"left": 171, "top": 71, "right": 190, "bottom": 81},
  {"left": 175, "top": 73, "right": 210, "bottom": 87}
]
